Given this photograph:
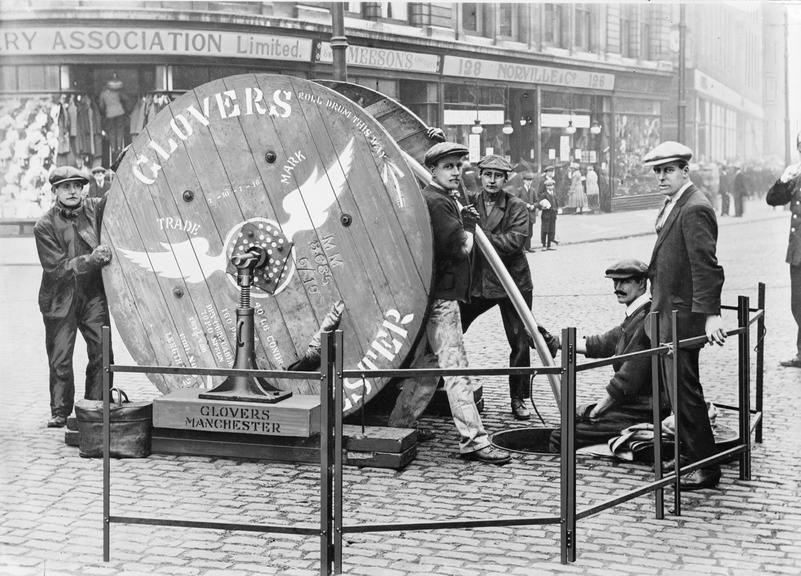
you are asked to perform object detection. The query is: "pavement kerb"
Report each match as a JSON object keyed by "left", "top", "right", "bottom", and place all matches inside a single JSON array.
[{"left": 557, "top": 211, "right": 787, "bottom": 246}]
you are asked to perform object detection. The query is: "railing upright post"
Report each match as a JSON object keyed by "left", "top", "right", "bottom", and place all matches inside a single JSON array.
[
  {"left": 648, "top": 312, "right": 664, "bottom": 519},
  {"left": 102, "top": 326, "right": 111, "bottom": 562},
  {"left": 755, "top": 282, "right": 765, "bottom": 444},
  {"left": 320, "top": 331, "right": 335, "bottom": 576},
  {"left": 738, "top": 296, "right": 752, "bottom": 481},
  {"left": 560, "top": 327, "right": 577, "bottom": 564},
  {"left": 333, "top": 330, "right": 344, "bottom": 574},
  {"left": 671, "top": 311, "right": 682, "bottom": 516}
]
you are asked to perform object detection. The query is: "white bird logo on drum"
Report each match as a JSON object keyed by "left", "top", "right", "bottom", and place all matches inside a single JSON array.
[{"left": 118, "top": 137, "right": 356, "bottom": 295}]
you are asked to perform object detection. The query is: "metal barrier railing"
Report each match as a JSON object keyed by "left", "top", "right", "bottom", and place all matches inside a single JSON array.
[{"left": 100, "top": 284, "right": 765, "bottom": 575}]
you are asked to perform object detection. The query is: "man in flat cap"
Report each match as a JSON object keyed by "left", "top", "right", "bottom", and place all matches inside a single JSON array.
[
  {"left": 388, "top": 142, "right": 511, "bottom": 464},
  {"left": 459, "top": 154, "right": 535, "bottom": 420},
  {"left": 644, "top": 141, "right": 726, "bottom": 490},
  {"left": 516, "top": 171, "right": 538, "bottom": 251},
  {"left": 766, "top": 129, "right": 801, "bottom": 368},
  {"left": 549, "top": 259, "right": 669, "bottom": 451},
  {"left": 34, "top": 166, "right": 113, "bottom": 428}
]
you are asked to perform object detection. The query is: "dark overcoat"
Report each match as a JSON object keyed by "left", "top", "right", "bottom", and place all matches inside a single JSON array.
[
  {"left": 468, "top": 189, "right": 532, "bottom": 299},
  {"left": 766, "top": 173, "right": 801, "bottom": 266}
]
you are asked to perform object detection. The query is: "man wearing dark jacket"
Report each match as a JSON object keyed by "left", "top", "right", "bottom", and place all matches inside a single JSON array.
[
  {"left": 766, "top": 130, "right": 801, "bottom": 368},
  {"left": 34, "top": 166, "right": 113, "bottom": 428},
  {"left": 460, "top": 155, "right": 534, "bottom": 420},
  {"left": 549, "top": 259, "right": 670, "bottom": 450},
  {"left": 388, "top": 142, "right": 511, "bottom": 464},
  {"left": 645, "top": 141, "right": 727, "bottom": 491}
]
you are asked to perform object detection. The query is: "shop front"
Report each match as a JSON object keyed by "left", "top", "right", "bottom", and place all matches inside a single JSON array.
[
  {"left": 440, "top": 54, "right": 614, "bottom": 210},
  {"left": 0, "top": 22, "right": 314, "bottom": 220}
]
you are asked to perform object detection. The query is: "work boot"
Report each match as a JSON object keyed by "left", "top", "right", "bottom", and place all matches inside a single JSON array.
[
  {"left": 661, "top": 455, "right": 690, "bottom": 473},
  {"left": 47, "top": 415, "right": 66, "bottom": 428},
  {"left": 779, "top": 355, "right": 801, "bottom": 368},
  {"left": 679, "top": 466, "right": 721, "bottom": 490},
  {"left": 537, "top": 325, "right": 561, "bottom": 357},
  {"left": 461, "top": 446, "right": 511, "bottom": 465},
  {"left": 511, "top": 398, "right": 531, "bottom": 420}
]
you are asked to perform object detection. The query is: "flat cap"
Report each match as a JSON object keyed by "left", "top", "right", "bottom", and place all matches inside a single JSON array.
[
  {"left": 477, "top": 154, "right": 512, "bottom": 173},
  {"left": 49, "top": 166, "right": 88, "bottom": 188},
  {"left": 643, "top": 141, "right": 693, "bottom": 167},
  {"left": 522, "top": 171, "right": 535, "bottom": 179},
  {"left": 604, "top": 258, "right": 649, "bottom": 280},
  {"left": 91, "top": 166, "right": 106, "bottom": 174},
  {"left": 424, "top": 141, "right": 468, "bottom": 167},
  {"left": 543, "top": 165, "right": 555, "bottom": 173}
]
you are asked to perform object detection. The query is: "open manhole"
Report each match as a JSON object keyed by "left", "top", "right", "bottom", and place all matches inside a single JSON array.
[{"left": 491, "top": 428, "right": 557, "bottom": 455}]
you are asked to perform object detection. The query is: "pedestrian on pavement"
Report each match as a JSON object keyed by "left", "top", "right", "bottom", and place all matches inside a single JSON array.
[
  {"left": 718, "top": 163, "right": 731, "bottom": 216},
  {"left": 645, "top": 141, "right": 726, "bottom": 490},
  {"left": 766, "top": 130, "right": 801, "bottom": 369},
  {"left": 732, "top": 164, "right": 748, "bottom": 217},
  {"left": 586, "top": 165, "right": 600, "bottom": 211},
  {"left": 539, "top": 177, "right": 558, "bottom": 250},
  {"left": 516, "top": 171, "right": 538, "bottom": 251},
  {"left": 548, "top": 259, "right": 670, "bottom": 451},
  {"left": 388, "top": 142, "right": 511, "bottom": 465},
  {"left": 34, "top": 166, "right": 114, "bottom": 428},
  {"left": 567, "top": 162, "right": 586, "bottom": 214},
  {"left": 459, "top": 154, "right": 534, "bottom": 421},
  {"left": 87, "top": 166, "right": 111, "bottom": 199}
]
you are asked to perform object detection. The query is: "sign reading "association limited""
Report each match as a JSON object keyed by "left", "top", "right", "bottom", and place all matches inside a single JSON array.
[
  {"left": 443, "top": 55, "right": 615, "bottom": 91},
  {"left": 0, "top": 26, "right": 313, "bottom": 61}
]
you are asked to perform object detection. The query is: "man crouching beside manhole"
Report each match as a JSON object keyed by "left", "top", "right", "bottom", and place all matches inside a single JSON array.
[
  {"left": 387, "top": 142, "right": 511, "bottom": 465},
  {"left": 549, "top": 259, "right": 670, "bottom": 452}
]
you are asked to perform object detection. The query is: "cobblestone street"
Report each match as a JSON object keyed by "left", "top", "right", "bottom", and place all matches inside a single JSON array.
[{"left": 1, "top": 199, "right": 799, "bottom": 576}]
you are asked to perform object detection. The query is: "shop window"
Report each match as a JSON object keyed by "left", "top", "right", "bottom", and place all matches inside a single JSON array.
[
  {"left": 544, "top": 3, "right": 567, "bottom": 48},
  {"left": 620, "top": 6, "right": 635, "bottom": 58},
  {"left": 1, "top": 65, "right": 61, "bottom": 92},
  {"left": 172, "top": 66, "right": 210, "bottom": 91},
  {"left": 575, "top": 4, "right": 591, "bottom": 52},
  {"left": 361, "top": 2, "right": 409, "bottom": 21},
  {"left": 463, "top": 3, "right": 478, "bottom": 32},
  {"left": 499, "top": 3, "right": 513, "bottom": 37}
]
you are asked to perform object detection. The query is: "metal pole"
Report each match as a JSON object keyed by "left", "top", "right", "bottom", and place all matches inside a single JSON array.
[
  {"left": 756, "top": 283, "right": 765, "bottom": 443},
  {"left": 333, "top": 330, "right": 344, "bottom": 574},
  {"left": 677, "top": 4, "right": 687, "bottom": 143},
  {"left": 785, "top": 9, "right": 791, "bottom": 167},
  {"left": 560, "top": 328, "right": 577, "bottom": 564},
  {"left": 671, "top": 311, "right": 682, "bottom": 516},
  {"left": 648, "top": 312, "right": 664, "bottom": 520},
  {"left": 102, "top": 326, "right": 111, "bottom": 562},
  {"left": 331, "top": 3, "right": 348, "bottom": 82},
  {"left": 320, "top": 332, "right": 335, "bottom": 576},
  {"left": 738, "top": 296, "right": 752, "bottom": 481}
]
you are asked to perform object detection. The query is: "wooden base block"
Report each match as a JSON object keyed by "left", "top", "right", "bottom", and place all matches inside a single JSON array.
[
  {"left": 66, "top": 416, "right": 78, "bottom": 431},
  {"left": 151, "top": 425, "right": 417, "bottom": 469},
  {"left": 153, "top": 390, "right": 320, "bottom": 437},
  {"left": 346, "top": 445, "right": 416, "bottom": 469}
]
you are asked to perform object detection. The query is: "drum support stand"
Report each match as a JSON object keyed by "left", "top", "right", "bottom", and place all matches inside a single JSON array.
[{"left": 199, "top": 246, "right": 292, "bottom": 404}]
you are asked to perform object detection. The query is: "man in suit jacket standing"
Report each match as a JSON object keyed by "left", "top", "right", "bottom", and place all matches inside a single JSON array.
[
  {"left": 644, "top": 141, "right": 727, "bottom": 490},
  {"left": 766, "top": 130, "right": 801, "bottom": 368},
  {"left": 34, "top": 166, "right": 113, "bottom": 428},
  {"left": 460, "top": 155, "right": 534, "bottom": 420}
]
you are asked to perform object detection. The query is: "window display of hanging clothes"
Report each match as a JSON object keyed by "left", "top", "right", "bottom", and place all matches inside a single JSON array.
[{"left": 99, "top": 78, "right": 128, "bottom": 163}]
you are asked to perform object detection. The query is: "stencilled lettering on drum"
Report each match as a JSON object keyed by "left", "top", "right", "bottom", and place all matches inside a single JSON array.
[
  {"left": 297, "top": 234, "right": 343, "bottom": 295},
  {"left": 342, "top": 309, "right": 414, "bottom": 411},
  {"left": 157, "top": 216, "right": 201, "bottom": 235},
  {"left": 296, "top": 91, "right": 324, "bottom": 105},
  {"left": 280, "top": 151, "right": 306, "bottom": 185},
  {"left": 201, "top": 303, "right": 233, "bottom": 363},
  {"left": 207, "top": 179, "right": 261, "bottom": 206},
  {"left": 165, "top": 330, "right": 198, "bottom": 387},
  {"left": 132, "top": 86, "right": 293, "bottom": 185},
  {"left": 252, "top": 301, "right": 284, "bottom": 367}
]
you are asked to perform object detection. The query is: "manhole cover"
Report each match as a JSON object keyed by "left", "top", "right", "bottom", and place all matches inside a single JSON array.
[{"left": 491, "top": 427, "right": 556, "bottom": 455}]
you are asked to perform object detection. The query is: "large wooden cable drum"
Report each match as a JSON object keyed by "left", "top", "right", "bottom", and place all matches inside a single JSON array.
[{"left": 101, "top": 74, "right": 432, "bottom": 415}]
